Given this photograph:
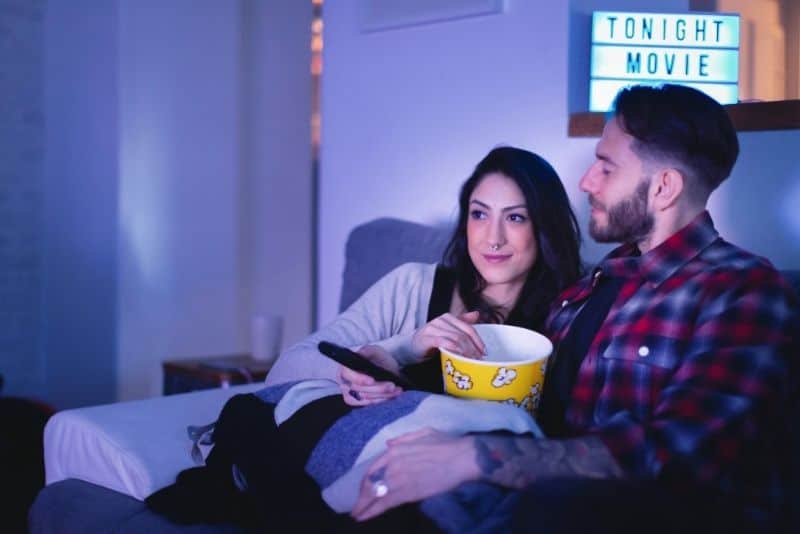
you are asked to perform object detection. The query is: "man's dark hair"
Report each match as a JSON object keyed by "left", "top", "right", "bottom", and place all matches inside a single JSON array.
[
  {"left": 612, "top": 84, "right": 739, "bottom": 195},
  {"left": 443, "top": 146, "right": 583, "bottom": 329}
]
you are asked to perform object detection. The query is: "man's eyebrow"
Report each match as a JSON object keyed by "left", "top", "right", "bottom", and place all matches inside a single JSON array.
[
  {"left": 596, "top": 152, "right": 617, "bottom": 166},
  {"left": 470, "top": 199, "right": 528, "bottom": 212}
]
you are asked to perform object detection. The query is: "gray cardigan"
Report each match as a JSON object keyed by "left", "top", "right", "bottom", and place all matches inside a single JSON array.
[{"left": 265, "top": 262, "right": 439, "bottom": 386}]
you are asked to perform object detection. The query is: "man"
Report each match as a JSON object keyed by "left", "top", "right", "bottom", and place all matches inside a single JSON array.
[{"left": 351, "top": 85, "right": 799, "bottom": 531}]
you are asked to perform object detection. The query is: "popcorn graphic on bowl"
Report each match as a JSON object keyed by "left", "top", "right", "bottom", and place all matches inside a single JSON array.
[
  {"left": 530, "top": 383, "right": 542, "bottom": 410},
  {"left": 452, "top": 371, "right": 473, "bottom": 390},
  {"left": 491, "top": 367, "right": 517, "bottom": 388}
]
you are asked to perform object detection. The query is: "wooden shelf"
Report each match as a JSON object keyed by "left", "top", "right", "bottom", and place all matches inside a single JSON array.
[
  {"left": 568, "top": 111, "right": 606, "bottom": 138},
  {"left": 568, "top": 99, "right": 800, "bottom": 138},
  {"left": 162, "top": 353, "right": 273, "bottom": 395}
]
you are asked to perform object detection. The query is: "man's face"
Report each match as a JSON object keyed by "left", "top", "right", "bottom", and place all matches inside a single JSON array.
[{"left": 579, "top": 117, "right": 654, "bottom": 244}]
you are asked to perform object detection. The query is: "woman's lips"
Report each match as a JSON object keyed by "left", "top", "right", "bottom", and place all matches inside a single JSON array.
[{"left": 483, "top": 254, "right": 512, "bottom": 263}]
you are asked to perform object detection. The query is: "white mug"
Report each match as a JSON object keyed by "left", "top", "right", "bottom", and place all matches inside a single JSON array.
[{"left": 251, "top": 314, "right": 283, "bottom": 363}]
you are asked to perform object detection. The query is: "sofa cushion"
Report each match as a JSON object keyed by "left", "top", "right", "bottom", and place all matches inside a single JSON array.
[
  {"left": 339, "top": 218, "right": 451, "bottom": 312},
  {"left": 29, "top": 479, "right": 243, "bottom": 534}
]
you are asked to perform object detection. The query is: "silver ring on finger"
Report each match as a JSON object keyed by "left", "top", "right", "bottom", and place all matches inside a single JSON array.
[{"left": 372, "top": 479, "right": 389, "bottom": 498}]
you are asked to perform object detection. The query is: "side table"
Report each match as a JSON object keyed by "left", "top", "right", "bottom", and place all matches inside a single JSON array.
[{"left": 162, "top": 354, "right": 274, "bottom": 395}]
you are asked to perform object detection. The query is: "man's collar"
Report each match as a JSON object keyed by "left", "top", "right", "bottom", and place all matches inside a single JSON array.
[{"left": 597, "top": 211, "right": 719, "bottom": 286}]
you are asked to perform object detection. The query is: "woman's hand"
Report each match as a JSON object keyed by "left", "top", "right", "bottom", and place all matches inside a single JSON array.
[
  {"left": 411, "top": 311, "right": 485, "bottom": 359},
  {"left": 338, "top": 345, "right": 403, "bottom": 406},
  {"left": 351, "top": 428, "right": 479, "bottom": 521}
]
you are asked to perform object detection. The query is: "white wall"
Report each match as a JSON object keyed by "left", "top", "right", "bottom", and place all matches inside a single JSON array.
[
  {"left": 319, "top": 1, "right": 569, "bottom": 326},
  {"left": 117, "top": 0, "right": 314, "bottom": 400},
  {"left": 116, "top": 0, "right": 246, "bottom": 400},
  {"left": 318, "top": 0, "right": 800, "bottom": 326},
  {"left": 710, "top": 130, "right": 800, "bottom": 264},
  {"left": 42, "top": 0, "right": 313, "bottom": 404},
  {"left": 242, "top": 0, "right": 313, "bottom": 353}
]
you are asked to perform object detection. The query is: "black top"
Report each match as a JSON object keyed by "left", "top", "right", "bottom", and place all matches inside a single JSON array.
[
  {"left": 537, "top": 271, "right": 624, "bottom": 437},
  {"left": 427, "top": 265, "right": 458, "bottom": 321},
  {"left": 401, "top": 265, "right": 456, "bottom": 393}
]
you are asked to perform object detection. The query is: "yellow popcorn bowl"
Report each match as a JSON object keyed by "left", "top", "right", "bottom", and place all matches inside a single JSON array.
[{"left": 439, "top": 324, "right": 552, "bottom": 416}]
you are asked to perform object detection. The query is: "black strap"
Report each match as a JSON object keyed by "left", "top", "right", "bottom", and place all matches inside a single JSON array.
[
  {"left": 538, "top": 273, "right": 625, "bottom": 437},
  {"left": 402, "top": 265, "right": 455, "bottom": 393},
  {"left": 427, "top": 265, "right": 457, "bottom": 321}
]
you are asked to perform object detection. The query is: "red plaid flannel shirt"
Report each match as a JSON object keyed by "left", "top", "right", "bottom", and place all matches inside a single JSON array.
[{"left": 544, "top": 211, "right": 798, "bottom": 508}]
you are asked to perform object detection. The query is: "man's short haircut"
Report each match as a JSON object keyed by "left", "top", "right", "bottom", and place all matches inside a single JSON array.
[{"left": 612, "top": 84, "right": 739, "bottom": 195}]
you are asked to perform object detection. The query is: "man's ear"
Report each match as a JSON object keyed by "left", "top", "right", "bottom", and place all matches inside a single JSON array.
[{"left": 651, "top": 168, "right": 684, "bottom": 210}]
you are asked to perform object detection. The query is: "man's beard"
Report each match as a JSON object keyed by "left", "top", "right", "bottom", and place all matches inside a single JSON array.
[{"left": 589, "top": 178, "right": 654, "bottom": 243}]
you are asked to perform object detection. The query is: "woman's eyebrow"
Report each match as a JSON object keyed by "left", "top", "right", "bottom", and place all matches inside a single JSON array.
[
  {"left": 470, "top": 199, "right": 527, "bottom": 212},
  {"left": 500, "top": 204, "right": 527, "bottom": 212}
]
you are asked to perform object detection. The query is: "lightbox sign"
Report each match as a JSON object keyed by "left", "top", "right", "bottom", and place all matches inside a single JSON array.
[{"left": 589, "top": 11, "right": 740, "bottom": 111}]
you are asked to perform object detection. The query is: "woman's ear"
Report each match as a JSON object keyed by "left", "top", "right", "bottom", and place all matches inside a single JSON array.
[{"left": 651, "top": 168, "right": 684, "bottom": 211}]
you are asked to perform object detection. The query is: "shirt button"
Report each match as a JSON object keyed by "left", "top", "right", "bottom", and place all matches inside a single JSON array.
[
  {"left": 638, "top": 346, "right": 650, "bottom": 357},
  {"left": 561, "top": 299, "right": 569, "bottom": 308}
]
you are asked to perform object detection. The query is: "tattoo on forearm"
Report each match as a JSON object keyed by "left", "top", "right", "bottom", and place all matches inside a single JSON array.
[{"left": 473, "top": 435, "right": 624, "bottom": 489}]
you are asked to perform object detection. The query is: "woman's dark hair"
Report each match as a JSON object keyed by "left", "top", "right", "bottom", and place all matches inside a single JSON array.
[{"left": 443, "top": 146, "right": 583, "bottom": 329}]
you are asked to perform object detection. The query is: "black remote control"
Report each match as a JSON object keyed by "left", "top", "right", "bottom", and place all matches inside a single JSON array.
[{"left": 317, "top": 341, "right": 413, "bottom": 389}]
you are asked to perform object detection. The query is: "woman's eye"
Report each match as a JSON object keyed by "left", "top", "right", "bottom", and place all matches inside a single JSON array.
[
  {"left": 508, "top": 213, "right": 527, "bottom": 223},
  {"left": 470, "top": 210, "right": 486, "bottom": 220}
]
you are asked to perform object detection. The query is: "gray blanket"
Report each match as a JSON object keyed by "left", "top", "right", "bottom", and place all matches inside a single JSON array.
[{"left": 257, "top": 380, "right": 542, "bottom": 533}]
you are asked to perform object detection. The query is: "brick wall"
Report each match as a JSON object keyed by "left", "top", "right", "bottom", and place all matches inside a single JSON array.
[{"left": 0, "top": 0, "right": 44, "bottom": 397}]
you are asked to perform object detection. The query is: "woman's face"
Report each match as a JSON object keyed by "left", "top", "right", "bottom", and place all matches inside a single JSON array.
[{"left": 466, "top": 172, "right": 537, "bottom": 292}]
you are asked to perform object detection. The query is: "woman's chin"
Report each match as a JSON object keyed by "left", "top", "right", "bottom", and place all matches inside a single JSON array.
[{"left": 476, "top": 267, "right": 525, "bottom": 287}]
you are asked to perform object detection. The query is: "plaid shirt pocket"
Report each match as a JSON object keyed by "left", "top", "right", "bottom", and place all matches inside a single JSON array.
[{"left": 595, "top": 336, "right": 683, "bottom": 422}]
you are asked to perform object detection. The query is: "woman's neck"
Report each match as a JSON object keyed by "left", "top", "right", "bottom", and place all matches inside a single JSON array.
[
  {"left": 481, "top": 281, "right": 523, "bottom": 316},
  {"left": 449, "top": 282, "right": 523, "bottom": 322}
]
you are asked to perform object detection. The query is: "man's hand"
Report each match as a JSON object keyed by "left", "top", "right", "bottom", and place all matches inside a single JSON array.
[
  {"left": 351, "top": 430, "right": 625, "bottom": 521},
  {"left": 411, "top": 311, "right": 485, "bottom": 359},
  {"left": 338, "top": 345, "right": 403, "bottom": 406},
  {"left": 351, "top": 428, "right": 479, "bottom": 521}
]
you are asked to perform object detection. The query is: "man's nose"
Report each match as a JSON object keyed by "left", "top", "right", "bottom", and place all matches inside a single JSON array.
[{"left": 579, "top": 162, "right": 600, "bottom": 193}]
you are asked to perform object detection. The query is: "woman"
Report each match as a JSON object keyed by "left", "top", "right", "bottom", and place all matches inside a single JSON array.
[
  {"left": 265, "top": 146, "right": 583, "bottom": 405},
  {"left": 148, "top": 146, "right": 582, "bottom": 531}
]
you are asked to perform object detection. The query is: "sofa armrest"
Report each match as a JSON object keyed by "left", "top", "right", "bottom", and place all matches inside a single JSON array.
[{"left": 44, "top": 383, "right": 263, "bottom": 501}]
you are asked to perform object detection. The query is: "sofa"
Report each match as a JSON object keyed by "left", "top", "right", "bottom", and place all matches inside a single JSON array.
[
  {"left": 29, "top": 217, "right": 800, "bottom": 533},
  {"left": 28, "top": 218, "right": 451, "bottom": 533}
]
